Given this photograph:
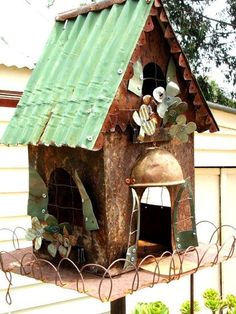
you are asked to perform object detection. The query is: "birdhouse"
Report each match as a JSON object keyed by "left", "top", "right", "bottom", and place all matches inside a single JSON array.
[{"left": 1, "top": 0, "right": 218, "bottom": 275}]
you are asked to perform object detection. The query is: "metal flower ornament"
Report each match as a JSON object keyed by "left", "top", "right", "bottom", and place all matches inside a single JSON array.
[
  {"left": 153, "top": 81, "right": 182, "bottom": 118},
  {"left": 132, "top": 95, "right": 159, "bottom": 140},
  {"left": 132, "top": 81, "right": 196, "bottom": 143},
  {"left": 169, "top": 114, "right": 197, "bottom": 143}
]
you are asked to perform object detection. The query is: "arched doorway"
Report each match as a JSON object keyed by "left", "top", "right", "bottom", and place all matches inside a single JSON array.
[{"left": 138, "top": 187, "right": 172, "bottom": 257}]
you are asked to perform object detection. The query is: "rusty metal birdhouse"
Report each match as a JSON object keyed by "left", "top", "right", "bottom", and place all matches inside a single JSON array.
[{"left": 1, "top": 0, "right": 225, "bottom": 302}]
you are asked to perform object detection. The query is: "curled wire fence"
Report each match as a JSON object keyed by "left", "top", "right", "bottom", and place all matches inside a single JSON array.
[{"left": 0, "top": 221, "right": 236, "bottom": 305}]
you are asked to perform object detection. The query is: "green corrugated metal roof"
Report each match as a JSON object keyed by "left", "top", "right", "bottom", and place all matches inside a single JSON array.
[{"left": 1, "top": 0, "right": 154, "bottom": 150}]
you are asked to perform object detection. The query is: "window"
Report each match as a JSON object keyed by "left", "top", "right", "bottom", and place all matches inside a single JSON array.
[
  {"left": 47, "top": 168, "right": 83, "bottom": 227},
  {"left": 142, "top": 62, "right": 166, "bottom": 96}
]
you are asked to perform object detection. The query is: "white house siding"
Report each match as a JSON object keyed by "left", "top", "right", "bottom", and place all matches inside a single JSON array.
[
  {"left": 0, "top": 107, "right": 110, "bottom": 314},
  {"left": 194, "top": 105, "right": 236, "bottom": 300},
  {"left": 195, "top": 105, "right": 236, "bottom": 167},
  {"left": 126, "top": 105, "right": 236, "bottom": 313},
  {"left": 1, "top": 103, "right": 236, "bottom": 313},
  {"left": 0, "top": 65, "right": 31, "bottom": 92}
]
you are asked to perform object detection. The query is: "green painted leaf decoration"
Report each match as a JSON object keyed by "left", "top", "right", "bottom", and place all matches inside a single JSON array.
[
  {"left": 47, "top": 243, "right": 57, "bottom": 257},
  {"left": 58, "top": 245, "right": 67, "bottom": 258},
  {"left": 169, "top": 125, "right": 178, "bottom": 137},
  {"left": 42, "top": 232, "right": 56, "bottom": 242},
  {"left": 57, "top": 233, "right": 64, "bottom": 244},
  {"left": 163, "top": 95, "right": 177, "bottom": 107},
  {"left": 163, "top": 102, "right": 187, "bottom": 126},
  {"left": 44, "top": 214, "right": 58, "bottom": 226},
  {"left": 44, "top": 225, "right": 60, "bottom": 233},
  {"left": 163, "top": 109, "right": 177, "bottom": 126},
  {"left": 176, "top": 114, "right": 186, "bottom": 125},
  {"left": 25, "top": 228, "right": 37, "bottom": 241},
  {"left": 186, "top": 122, "right": 197, "bottom": 134},
  {"left": 177, "top": 132, "right": 189, "bottom": 143},
  {"left": 32, "top": 217, "right": 41, "bottom": 230},
  {"left": 177, "top": 102, "right": 188, "bottom": 113},
  {"left": 63, "top": 237, "right": 70, "bottom": 248},
  {"left": 34, "top": 236, "right": 42, "bottom": 250}
]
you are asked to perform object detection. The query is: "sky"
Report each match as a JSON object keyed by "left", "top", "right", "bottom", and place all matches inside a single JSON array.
[
  {"left": 203, "top": 0, "right": 236, "bottom": 90},
  {"left": 0, "top": 0, "right": 81, "bottom": 68}
]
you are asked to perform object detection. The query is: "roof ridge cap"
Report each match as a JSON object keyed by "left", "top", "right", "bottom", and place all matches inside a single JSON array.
[{"left": 56, "top": 0, "right": 127, "bottom": 22}]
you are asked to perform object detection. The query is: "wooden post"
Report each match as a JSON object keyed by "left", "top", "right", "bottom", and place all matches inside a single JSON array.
[
  {"left": 110, "top": 296, "right": 126, "bottom": 314},
  {"left": 190, "top": 274, "right": 194, "bottom": 314}
]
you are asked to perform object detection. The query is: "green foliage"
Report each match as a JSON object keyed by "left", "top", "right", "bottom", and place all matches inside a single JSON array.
[
  {"left": 197, "top": 76, "right": 236, "bottom": 108},
  {"left": 164, "top": 0, "right": 236, "bottom": 99},
  {"left": 202, "top": 288, "right": 236, "bottom": 313},
  {"left": 203, "top": 288, "right": 224, "bottom": 312},
  {"left": 132, "top": 289, "right": 236, "bottom": 313},
  {"left": 133, "top": 301, "right": 169, "bottom": 314},
  {"left": 226, "top": 294, "right": 236, "bottom": 313},
  {"left": 180, "top": 300, "right": 200, "bottom": 314}
]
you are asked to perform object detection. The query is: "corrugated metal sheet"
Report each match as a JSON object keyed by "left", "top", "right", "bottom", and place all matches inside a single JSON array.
[{"left": 1, "top": 0, "right": 154, "bottom": 150}]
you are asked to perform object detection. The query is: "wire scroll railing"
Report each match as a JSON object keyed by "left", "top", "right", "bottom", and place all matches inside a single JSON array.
[{"left": 0, "top": 221, "right": 236, "bottom": 305}]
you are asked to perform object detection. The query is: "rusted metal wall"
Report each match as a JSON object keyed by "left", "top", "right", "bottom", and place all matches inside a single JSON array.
[
  {"left": 101, "top": 15, "right": 195, "bottom": 256},
  {"left": 29, "top": 145, "right": 110, "bottom": 266},
  {"left": 28, "top": 14, "right": 196, "bottom": 267}
]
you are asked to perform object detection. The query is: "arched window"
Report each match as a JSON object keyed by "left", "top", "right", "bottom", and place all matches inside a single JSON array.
[
  {"left": 142, "top": 62, "right": 166, "bottom": 96},
  {"left": 47, "top": 168, "right": 83, "bottom": 227}
]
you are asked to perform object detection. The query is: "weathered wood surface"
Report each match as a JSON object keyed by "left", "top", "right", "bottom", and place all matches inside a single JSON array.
[{"left": 56, "top": 0, "right": 126, "bottom": 21}]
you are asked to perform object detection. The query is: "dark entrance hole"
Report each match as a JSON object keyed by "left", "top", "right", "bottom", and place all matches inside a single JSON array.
[{"left": 138, "top": 187, "right": 172, "bottom": 257}]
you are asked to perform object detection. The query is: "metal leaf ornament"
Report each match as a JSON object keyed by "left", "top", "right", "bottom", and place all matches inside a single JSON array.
[
  {"left": 169, "top": 114, "right": 197, "bottom": 143},
  {"left": 25, "top": 217, "right": 45, "bottom": 250},
  {"left": 153, "top": 81, "right": 181, "bottom": 118},
  {"left": 163, "top": 101, "right": 188, "bottom": 126}
]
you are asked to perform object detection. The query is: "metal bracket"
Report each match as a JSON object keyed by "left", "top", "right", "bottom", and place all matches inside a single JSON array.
[
  {"left": 173, "top": 178, "right": 198, "bottom": 251},
  {"left": 124, "top": 188, "right": 140, "bottom": 269},
  {"left": 74, "top": 170, "right": 99, "bottom": 231},
  {"left": 28, "top": 167, "right": 48, "bottom": 220},
  {"left": 128, "top": 59, "right": 143, "bottom": 97}
]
